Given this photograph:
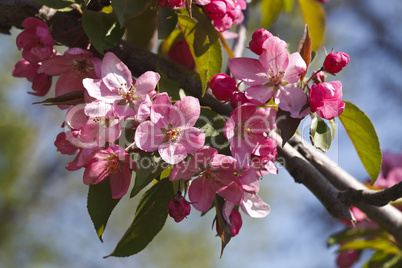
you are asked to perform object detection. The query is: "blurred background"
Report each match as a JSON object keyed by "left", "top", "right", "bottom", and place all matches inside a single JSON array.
[{"left": 1, "top": 0, "right": 402, "bottom": 267}]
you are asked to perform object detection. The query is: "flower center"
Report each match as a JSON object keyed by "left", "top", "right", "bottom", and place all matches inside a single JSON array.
[
  {"left": 105, "top": 153, "right": 119, "bottom": 171},
  {"left": 117, "top": 83, "right": 138, "bottom": 103},
  {"left": 166, "top": 127, "right": 181, "bottom": 142},
  {"left": 73, "top": 59, "right": 91, "bottom": 76}
]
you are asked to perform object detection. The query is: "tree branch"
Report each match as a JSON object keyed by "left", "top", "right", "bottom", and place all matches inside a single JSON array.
[{"left": 289, "top": 134, "right": 402, "bottom": 245}]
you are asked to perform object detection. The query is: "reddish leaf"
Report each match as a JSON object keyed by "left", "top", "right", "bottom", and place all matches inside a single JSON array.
[{"left": 298, "top": 24, "right": 312, "bottom": 81}]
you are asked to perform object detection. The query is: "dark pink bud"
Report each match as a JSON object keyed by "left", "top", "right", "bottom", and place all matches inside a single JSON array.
[
  {"left": 209, "top": 73, "right": 237, "bottom": 101},
  {"left": 249, "top": 28, "right": 273, "bottom": 55},
  {"left": 216, "top": 209, "right": 243, "bottom": 237},
  {"left": 205, "top": 0, "right": 227, "bottom": 20},
  {"left": 230, "top": 91, "right": 249, "bottom": 109},
  {"left": 168, "top": 40, "right": 195, "bottom": 69},
  {"left": 336, "top": 250, "right": 360, "bottom": 268},
  {"left": 323, "top": 52, "right": 350, "bottom": 73},
  {"left": 312, "top": 70, "right": 326, "bottom": 84},
  {"left": 158, "top": 0, "right": 183, "bottom": 8},
  {"left": 168, "top": 192, "right": 191, "bottom": 223}
]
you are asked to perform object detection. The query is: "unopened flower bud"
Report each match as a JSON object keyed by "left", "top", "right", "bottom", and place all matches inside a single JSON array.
[
  {"left": 249, "top": 28, "right": 273, "bottom": 55},
  {"left": 205, "top": 0, "right": 227, "bottom": 20},
  {"left": 312, "top": 71, "right": 326, "bottom": 84},
  {"left": 230, "top": 91, "right": 248, "bottom": 109},
  {"left": 168, "top": 192, "right": 191, "bottom": 223},
  {"left": 158, "top": 0, "right": 183, "bottom": 8},
  {"left": 209, "top": 73, "right": 237, "bottom": 101},
  {"left": 310, "top": 81, "right": 345, "bottom": 120},
  {"left": 323, "top": 52, "right": 350, "bottom": 74},
  {"left": 216, "top": 209, "right": 243, "bottom": 237}
]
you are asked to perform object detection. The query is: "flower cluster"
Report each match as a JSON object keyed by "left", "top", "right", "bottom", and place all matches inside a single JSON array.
[{"left": 12, "top": 18, "right": 351, "bottom": 245}]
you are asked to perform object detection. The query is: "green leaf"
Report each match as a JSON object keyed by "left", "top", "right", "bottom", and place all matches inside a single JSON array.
[
  {"left": 310, "top": 113, "right": 332, "bottom": 152},
  {"left": 283, "top": 0, "right": 294, "bottom": 13},
  {"left": 194, "top": 107, "right": 230, "bottom": 155},
  {"left": 87, "top": 178, "right": 121, "bottom": 242},
  {"left": 177, "top": 7, "right": 222, "bottom": 95},
  {"left": 157, "top": 66, "right": 182, "bottom": 101},
  {"left": 106, "top": 178, "right": 174, "bottom": 257},
  {"left": 125, "top": 6, "right": 158, "bottom": 49},
  {"left": 340, "top": 238, "right": 401, "bottom": 255},
  {"left": 110, "top": 0, "right": 149, "bottom": 26},
  {"left": 130, "top": 151, "right": 169, "bottom": 198},
  {"left": 158, "top": 7, "right": 178, "bottom": 39},
  {"left": 296, "top": 0, "right": 326, "bottom": 50},
  {"left": 276, "top": 108, "right": 302, "bottom": 147},
  {"left": 82, "top": 10, "right": 125, "bottom": 54},
  {"left": 364, "top": 252, "right": 402, "bottom": 268},
  {"left": 339, "top": 101, "right": 382, "bottom": 184},
  {"left": 33, "top": 0, "right": 75, "bottom": 10},
  {"left": 260, "top": 0, "right": 283, "bottom": 28},
  {"left": 328, "top": 227, "right": 386, "bottom": 247}
]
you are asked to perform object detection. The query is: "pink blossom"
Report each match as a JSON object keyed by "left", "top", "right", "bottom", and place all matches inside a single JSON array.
[
  {"left": 135, "top": 93, "right": 205, "bottom": 164},
  {"left": 381, "top": 151, "right": 402, "bottom": 177},
  {"left": 206, "top": 0, "right": 246, "bottom": 32},
  {"left": 310, "top": 81, "right": 345, "bottom": 120},
  {"left": 168, "top": 192, "right": 191, "bottom": 222},
  {"left": 54, "top": 132, "right": 80, "bottom": 155},
  {"left": 205, "top": 0, "right": 227, "bottom": 20},
  {"left": 224, "top": 103, "right": 277, "bottom": 168},
  {"left": 83, "top": 52, "right": 159, "bottom": 121},
  {"left": 209, "top": 73, "right": 237, "bottom": 101},
  {"left": 39, "top": 48, "right": 101, "bottom": 103},
  {"left": 229, "top": 36, "right": 309, "bottom": 118},
  {"left": 16, "top": 17, "right": 54, "bottom": 63},
  {"left": 323, "top": 52, "right": 350, "bottom": 74},
  {"left": 83, "top": 145, "right": 132, "bottom": 199},
  {"left": 64, "top": 103, "right": 121, "bottom": 149},
  {"left": 312, "top": 70, "right": 327, "bottom": 84},
  {"left": 169, "top": 146, "right": 243, "bottom": 212},
  {"left": 249, "top": 28, "right": 273, "bottom": 55},
  {"left": 223, "top": 168, "right": 270, "bottom": 221},
  {"left": 250, "top": 137, "right": 278, "bottom": 176},
  {"left": 12, "top": 59, "right": 52, "bottom": 96}
]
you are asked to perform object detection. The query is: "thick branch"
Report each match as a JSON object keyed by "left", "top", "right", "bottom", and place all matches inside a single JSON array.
[
  {"left": 273, "top": 133, "right": 353, "bottom": 220},
  {"left": 289, "top": 134, "right": 402, "bottom": 245},
  {"left": 338, "top": 181, "right": 402, "bottom": 207}
]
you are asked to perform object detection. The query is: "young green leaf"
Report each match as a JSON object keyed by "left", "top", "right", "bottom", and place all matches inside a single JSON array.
[
  {"left": 130, "top": 151, "right": 168, "bottom": 198},
  {"left": 106, "top": 178, "right": 174, "bottom": 257},
  {"left": 87, "top": 178, "right": 121, "bottom": 242},
  {"left": 82, "top": 10, "right": 125, "bottom": 54},
  {"left": 339, "top": 101, "right": 382, "bottom": 184},
  {"left": 339, "top": 238, "right": 401, "bottom": 255},
  {"left": 177, "top": 7, "right": 222, "bottom": 95},
  {"left": 296, "top": 0, "right": 326, "bottom": 51},
  {"left": 260, "top": 0, "right": 284, "bottom": 28},
  {"left": 327, "top": 227, "right": 386, "bottom": 247},
  {"left": 158, "top": 7, "right": 178, "bottom": 39},
  {"left": 310, "top": 113, "right": 332, "bottom": 152},
  {"left": 110, "top": 0, "right": 149, "bottom": 26}
]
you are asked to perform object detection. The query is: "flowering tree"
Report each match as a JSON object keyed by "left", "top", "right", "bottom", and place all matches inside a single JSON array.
[{"left": 2, "top": 0, "right": 402, "bottom": 266}]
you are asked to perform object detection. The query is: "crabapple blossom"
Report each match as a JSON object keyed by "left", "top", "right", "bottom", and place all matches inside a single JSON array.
[
  {"left": 312, "top": 70, "right": 326, "bottom": 84},
  {"left": 229, "top": 36, "right": 309, "bottom": 118},
  {"left": 169, "top": 146, "right": 243, "bottom": 212},
  {"left": 83, "top": 52, "right": 159, "bottom": 121},
  {"left": 230, "top": 91, "right": 249, "bottom": 109},
  {"left": 135, "top": 93, "right": 205, "bottom": 165},
  {"left": 168, "top": 192, "right": 191, "bottom": 222},
  {"left": 310, "top": 81, "right": 345, "bottom": 120},
  {"left": 204, "top": 0, "right": 246, "bottom": 32},
  {"left": 249, "top": 28, "right": 273, "bottom": 55},
  {"left": 64, "top": 103, "right": 121, "bottom": 149},
  {"left": 83, "top": 145, "right": 132, "bottom": 199},
  {"left": 323, "top": 51, "right": 350, "bottom": 74},
  {"left": 224, "top": 103, "right": 277, "bottom": 168},
  {"left": 16, "top": 17, "right": 54, "bottom": 63},
  {"left": 12, "top": 59, "right": 52, "bottom": 96},
  {"left": 54, "top": 132, "right": 80, "bottom": 155},
  {"left": 39, "top": 47, "right": 101, "bottom": 104}
]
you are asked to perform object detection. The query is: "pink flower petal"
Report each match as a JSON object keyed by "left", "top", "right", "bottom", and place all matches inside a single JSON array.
[
  {"left": 101, "top": 52, "right": 133, "bottom": 91},
  {"left": 275, "top": 85, "right": 309, "bottom": 118},
  {"left": 169, "top": 96, "right": 201, "bottom": 128},
  {"left": 158, "top": 142, "right": 188, "bottom": 165},
  {"left": 245, "top": 84, "right": 274, "bottom": 105},
  {"left": 83, "top": 160, "right": 110, "bottom": 185},
  {"left": 260, "top": 36, "right": 289, "bottom": 74},
  {"left": 188, "top": 176, "right": 216, "bottom": 212},
  {"left": 228, "top": 58, "right": 269, "bottom": 86},
  {"left": 135, "top": 121, "right": 165, "bottom": 152},
  {"left": 134, "top": 71, "right": 160, "bottom": 96},
  {"left": 178, "top": 127, "right": 205, "bottom": 154},
  {"left": 240, "top": 192, "right": 270, "bottom": 218},
  {"left": 283, "top": 52, "right": 306, "bottom": 84},
  {"left": 110, "top": 165, "right": 132, "bottom": 199}
]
